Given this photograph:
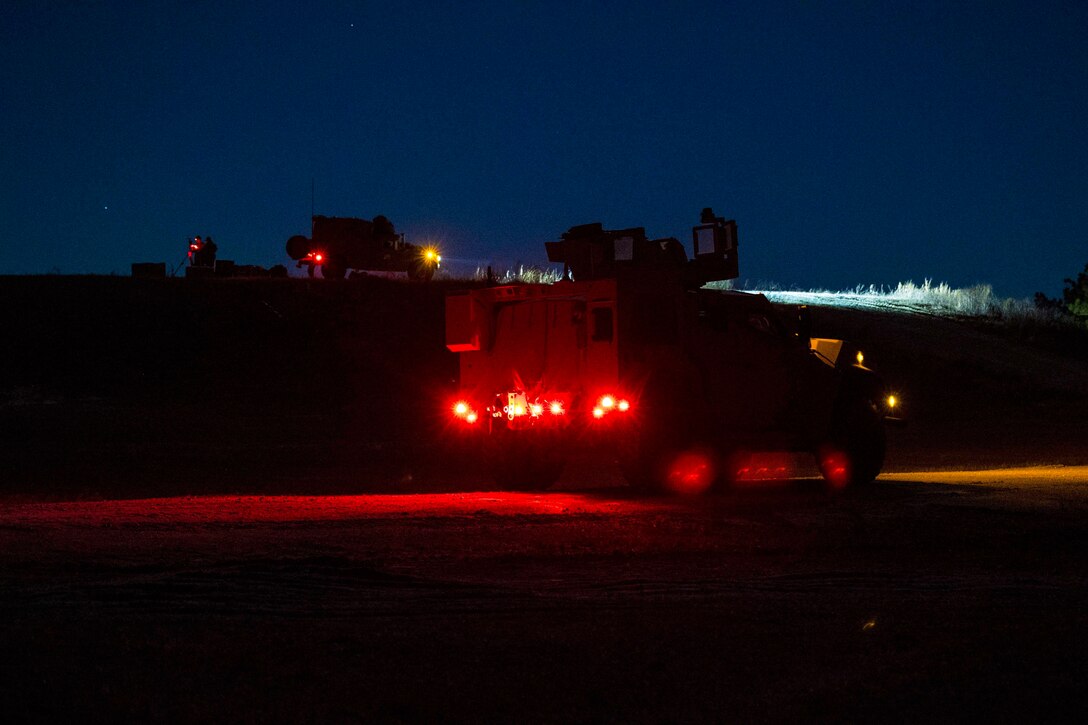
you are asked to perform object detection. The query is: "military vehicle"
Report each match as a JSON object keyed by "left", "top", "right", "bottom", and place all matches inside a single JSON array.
[
  {"left": 444, "top": 208, "right": 899, "bottom": 493},
  {"left": 286, "top": 215, "right": 441, "bottom": 280},
  {"left": 187, "top": 235, "right": 218, "bottom": 268},
  {"left": 184, "top": 235, "right": 223, "bottom": 278}
]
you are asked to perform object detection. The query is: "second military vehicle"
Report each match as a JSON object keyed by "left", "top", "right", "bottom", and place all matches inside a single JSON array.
[
  {"left": 286, "top": 214, "right": 440, "bottom": 280},
  {"left": 444, "top": 208, "right": 899, "bottom": 493}
]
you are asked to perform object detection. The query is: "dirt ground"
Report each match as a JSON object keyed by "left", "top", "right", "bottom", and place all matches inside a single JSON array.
[
  {"left": 2, "top": 277, "right": 1088, "bottom": 721},
  {"left": 1, "top": 468, "right": 1087, "bottom": 722}
]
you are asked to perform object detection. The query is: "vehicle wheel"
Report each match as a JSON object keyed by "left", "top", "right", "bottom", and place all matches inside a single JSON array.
[
  {"left": 816, "top": 394, "right": 886, "bottom": 491},
  {"left": 618, "top": 402, "right": 677, "bottom": 492},
  {"left": 321, "top": 258, "right": 347, "bottom": 280},
  {"left": 618, "top": 378, "right": 713, "bottom": 495}
]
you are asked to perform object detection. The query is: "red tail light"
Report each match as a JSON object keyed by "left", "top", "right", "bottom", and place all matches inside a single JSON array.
[
  {"left": 592, "top": 394, "right": 633, "bottom": 420},
  {"left": 452, "top": 400, "right": 478, "bottom": 424}
]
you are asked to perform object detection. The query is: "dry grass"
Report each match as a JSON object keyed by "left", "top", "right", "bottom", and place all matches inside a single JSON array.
[
  {"left": 446, "top": 267, "right": 1082, "bottom": 330},
  {"left": 847, "top": 280, "right": 1041, "bottom": 318},
  {"left": 714, "top": 278, "right": 1074, "bottom": 326},
  {"left": 471, "top": 265, "right": 563, "bottom": 284}
]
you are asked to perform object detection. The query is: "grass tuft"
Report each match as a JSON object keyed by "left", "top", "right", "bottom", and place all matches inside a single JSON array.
[{"left": 472, "top": 265, "right": 563, "bottom": 284}]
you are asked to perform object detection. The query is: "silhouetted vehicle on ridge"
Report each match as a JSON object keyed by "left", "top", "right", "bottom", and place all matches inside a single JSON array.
[{"left": 286, "top": 215, "right": 441, "bottom": 280}]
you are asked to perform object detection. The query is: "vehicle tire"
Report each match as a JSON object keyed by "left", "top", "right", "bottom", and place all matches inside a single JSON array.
[
  {"left": 618, "top": 402, "right": 676, "bottom": 493},
  {"left": 321, "top": 257, "right": 347, "bottom": 280},
  {"left": 618, "top": 377, "right": 712, "bottom": 495},
  {"left": 816, "top": 393, "right": 886, "bottom": 491}
]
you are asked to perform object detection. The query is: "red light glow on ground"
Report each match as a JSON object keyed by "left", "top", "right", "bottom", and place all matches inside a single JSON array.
[
  {"left": 733, "top": 452, "right": 798, "bottom": 484},
  {"left": 665, "top": 451, "right": 716, "bottom": 495},
  {"left": 819, "top": 449, "right": 851, "bottom": 490},
  {"left": 0, "top": 492, "right": 664, "bottom": 527}
]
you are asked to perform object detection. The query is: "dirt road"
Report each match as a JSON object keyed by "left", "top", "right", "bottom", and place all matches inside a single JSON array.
[{"left": 2, "top": 467, "right": 1087, "bottom": 722}]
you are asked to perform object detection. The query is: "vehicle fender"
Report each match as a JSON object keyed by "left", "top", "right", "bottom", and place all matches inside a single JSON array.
[{"left": 839, "top": 365, "right": 885, "bottom": 406}]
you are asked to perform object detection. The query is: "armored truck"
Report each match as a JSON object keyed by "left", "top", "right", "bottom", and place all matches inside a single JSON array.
[
  {"left": 286, "top": 215, "right": 440, "bottom": 280},
  {"left": 444, "top": 209, "right": 898, "bottom": 493}
]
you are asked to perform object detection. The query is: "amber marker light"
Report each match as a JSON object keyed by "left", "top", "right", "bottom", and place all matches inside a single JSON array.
[
  {"left": 856, "top": 351, "right": 865, "bottom": 365},
  {"left": 886, "top": 395, "right": 898, "bottom": 409}
]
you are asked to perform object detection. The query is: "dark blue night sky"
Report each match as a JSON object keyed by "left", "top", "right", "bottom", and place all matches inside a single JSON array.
[{"left": 2, "top": 1, "right": 1085, "bottom": 297}]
